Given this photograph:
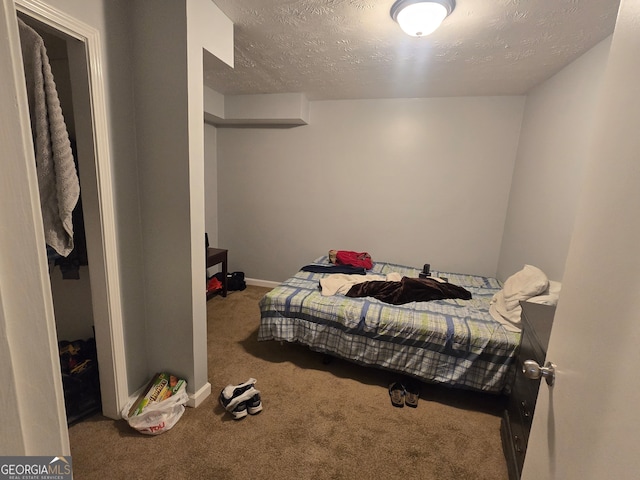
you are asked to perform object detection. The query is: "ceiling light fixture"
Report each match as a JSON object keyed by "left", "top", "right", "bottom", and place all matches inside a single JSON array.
[{"left": 390, "top": 0, "right": 455, "bottom": 37}]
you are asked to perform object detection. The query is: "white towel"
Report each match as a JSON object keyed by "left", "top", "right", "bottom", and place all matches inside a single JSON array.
[
  {"left": 18, "top": 18, "right": 79, "bottom": 257},
  {"left": 489, "top": 265, "right": 549, "bottom": 332}
]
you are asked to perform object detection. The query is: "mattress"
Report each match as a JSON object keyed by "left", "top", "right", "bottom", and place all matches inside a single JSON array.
[{"left": 258, "top": 257, "right": 520, "bottom": 393}]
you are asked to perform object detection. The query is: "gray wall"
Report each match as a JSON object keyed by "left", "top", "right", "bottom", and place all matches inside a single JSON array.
[
  {"left": 131, "top": 0, "right": 232, "bottom": 400},
  {"left": 214, "top": 37, "right": 613, "bottom": 285},
  {"left": 43, "top": 0, "right": 149, "bottom": 390},
  {"left": 205, "top": 123, "right": 219, "bottom": 248},
  {"left": 205, "top": 123, "right": 221, "bottom": 277},
  {"left": 132, "top": 0, "right": 194, "bottom": 386},
  {"left": 26, "top": 0, "right": 231, "bottom": 409},
  {"left": 497, "top": 37, "right": 612, "bottom": 282},
  {"left": 217, "top": 96, "right": 525, "bottom": 281}
]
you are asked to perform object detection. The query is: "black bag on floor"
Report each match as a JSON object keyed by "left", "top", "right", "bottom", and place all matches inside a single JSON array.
[{"left": 214, "top": 271, "right": 246, "bottom": 291}]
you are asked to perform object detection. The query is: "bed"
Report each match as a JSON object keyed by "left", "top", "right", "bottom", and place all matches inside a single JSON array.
[{"left": 258, "top": 257, "right": 522, "bottom": 394}]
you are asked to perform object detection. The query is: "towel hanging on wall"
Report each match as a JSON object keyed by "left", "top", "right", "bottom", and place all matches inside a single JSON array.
[{"left": 18, "top": 17, "right": 80, "bottom": 257}]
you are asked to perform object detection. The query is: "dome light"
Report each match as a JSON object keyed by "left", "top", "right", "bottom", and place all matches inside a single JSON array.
[{"left": 390, "top": 0, "right": 455, "bottom": 37}]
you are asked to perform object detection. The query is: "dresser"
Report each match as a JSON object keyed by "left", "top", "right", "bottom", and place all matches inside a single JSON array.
[{"left": 501, "top": 301, "right": 556, "bottom": 479}]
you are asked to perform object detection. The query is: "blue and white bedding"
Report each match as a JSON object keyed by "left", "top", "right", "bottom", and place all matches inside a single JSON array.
[{"left": 258, "top": 257, "right": 521, "bottom": 393}]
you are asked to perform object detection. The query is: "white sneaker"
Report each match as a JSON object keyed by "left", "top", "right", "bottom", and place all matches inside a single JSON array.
[
  {"left": 246, "top": 392, "right": 263, "bottom": 415},
  {"left": 219, "top": 378, "right": 258, "bottom": 419}
]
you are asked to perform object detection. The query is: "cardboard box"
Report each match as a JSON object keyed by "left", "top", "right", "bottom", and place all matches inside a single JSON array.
[{"left": 128, "top": 372, "right": 186, "bottom": 417}]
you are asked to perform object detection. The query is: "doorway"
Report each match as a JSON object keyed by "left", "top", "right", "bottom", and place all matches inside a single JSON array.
[
  {"left": 19, "top": 12, "right": 101, "bottom": 423},
  {"left": 15, "top": 0, "right": 128, "bottom": 421}
]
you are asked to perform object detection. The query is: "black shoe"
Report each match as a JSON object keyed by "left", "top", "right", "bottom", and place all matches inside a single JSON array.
[
  {"left": 404, "top": 381, "right": 420, "bottom": 408},
  {"left": 246, "top": 392, "right": 263, "bottom": 415},
  {"left": 228, "top": 401, "right": 248, "bottom": 420},
  {"left": 388, "top": 382, "right": 405, "bottom": 408}
]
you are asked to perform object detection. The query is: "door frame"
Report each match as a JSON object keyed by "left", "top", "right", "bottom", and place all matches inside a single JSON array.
[{"left": 15, "top": 0, "right": 128, "bottom": 420}]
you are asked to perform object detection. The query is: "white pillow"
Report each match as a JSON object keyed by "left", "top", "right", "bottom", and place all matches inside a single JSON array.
[
  {"left": 525, "top": 293, "right": 559, "bottom": 306},
  {"left": 527, "top": 280, "right": 562, "bottom": 306},
  {"left": 547, "top": 280, "right": 562, "bottom": 295},
  {"left": 501, "top": 264, "right": 549, "bottom": 311},
  {"left": 490, "top": 265, "right": 549, "bottom": 330}
]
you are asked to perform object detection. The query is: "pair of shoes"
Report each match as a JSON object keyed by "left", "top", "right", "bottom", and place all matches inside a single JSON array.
[
  {"left": 388, "top": 380, "right": 420, "bottom": 408},
  {"left": 219, "top": 378, "right": 263, "bottom": 420},
  {"left": 388, "top": 382, "right": 405, "bottom": 408}
]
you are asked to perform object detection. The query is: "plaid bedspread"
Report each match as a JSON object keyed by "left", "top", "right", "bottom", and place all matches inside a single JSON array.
[{"left": 258, "top": 258, "right": 520, "bottom": 393}]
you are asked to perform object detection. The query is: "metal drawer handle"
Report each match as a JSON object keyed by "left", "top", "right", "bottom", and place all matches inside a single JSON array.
[
  {"left": 523, "top": 360, "right": 556, "bottom": 386},
  {"left": 514, "top": 435, "right": 523, "bottom": 453}
]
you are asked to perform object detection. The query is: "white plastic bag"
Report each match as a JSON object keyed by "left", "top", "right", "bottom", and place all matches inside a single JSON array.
[{"left": 121, "top": 382, "right": 188, "bottom": 435}]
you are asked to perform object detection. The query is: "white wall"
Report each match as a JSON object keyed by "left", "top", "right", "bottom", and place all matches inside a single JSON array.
[
  {"left": 132, "top": 0, "right": 232, "bottom": 405},
  {"left": 99, "top": 0, "right": 149, "bottom": 392},
  {"left": 39, "top": 0, "right": 149, "bottom": 392},
  {"left": 0, "top": 0, "right": 69, "bottom": 454},
  {"left": 497, "top": 37, "right": 612, "bottom": 282},
  {"left": 2, "top": 0, "right": 233, "bottom": 456},
  {"left": 205, "top": 122, "right": 221, "bottom": 278},
  {"left": 217, "top": 96, "right": 525, "bottom": 282},
  {"left": 213, "top": 36, "right": 615, "bottom": 286},
  {"left": 523, "top": 0, "right": 640, "bottom": 475},
  {"left": 51, "top": 266, "right": 94, "bottom": 341},
  {"left": 205, "top": 123, "right": 219, "bottom": 248},
  {"left": 25, "top": 21, "right": 96, "bottom": 342},
  {"left": 132, "top": 0, "right": 193, "bottom": 391}
]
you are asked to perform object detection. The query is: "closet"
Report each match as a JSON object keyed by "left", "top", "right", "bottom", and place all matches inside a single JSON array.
[{"left": 18, "top": 13, "right": 100, "bottom": 425}]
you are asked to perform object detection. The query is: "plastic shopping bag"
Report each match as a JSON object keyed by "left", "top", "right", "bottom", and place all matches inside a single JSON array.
[{"left": 121, "top": 381, "right": 188, "bottom": 435}]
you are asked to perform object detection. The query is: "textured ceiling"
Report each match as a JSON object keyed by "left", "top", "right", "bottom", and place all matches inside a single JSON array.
[{"left": 204, "top": 0, "right": 620, "bottom": 100}]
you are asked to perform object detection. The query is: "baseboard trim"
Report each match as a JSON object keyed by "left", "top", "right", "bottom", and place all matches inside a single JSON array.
[
  {"left": 246, "top": 278, "right": 280, "bottom": 289},
  {"left": 187, "top": 382, "right": 211, "bottom": 408}
]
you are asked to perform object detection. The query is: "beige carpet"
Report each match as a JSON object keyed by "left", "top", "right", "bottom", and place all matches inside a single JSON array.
[{"left": 68, "top": 286, "right": 509, "bottom": 479}]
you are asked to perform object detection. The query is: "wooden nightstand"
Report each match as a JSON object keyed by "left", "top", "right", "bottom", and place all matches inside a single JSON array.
[
  {"left": 206, "top": 247, "right": 228, "bottom": 298},
  {"left": 501, "top": 301, "right": 555, "bottom": 479}
]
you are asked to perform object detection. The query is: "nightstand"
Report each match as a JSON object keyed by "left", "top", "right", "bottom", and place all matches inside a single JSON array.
[
  {"left": 207, "top": 247, "right": 228, "bottom": 298},
  {"left": 501, "top": 301, "right": 555, "bottom": 479}
]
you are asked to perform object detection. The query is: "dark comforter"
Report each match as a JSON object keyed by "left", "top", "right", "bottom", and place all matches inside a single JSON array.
[{"left": 345, "top": 276, "right": 472, "bottom": 305}]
